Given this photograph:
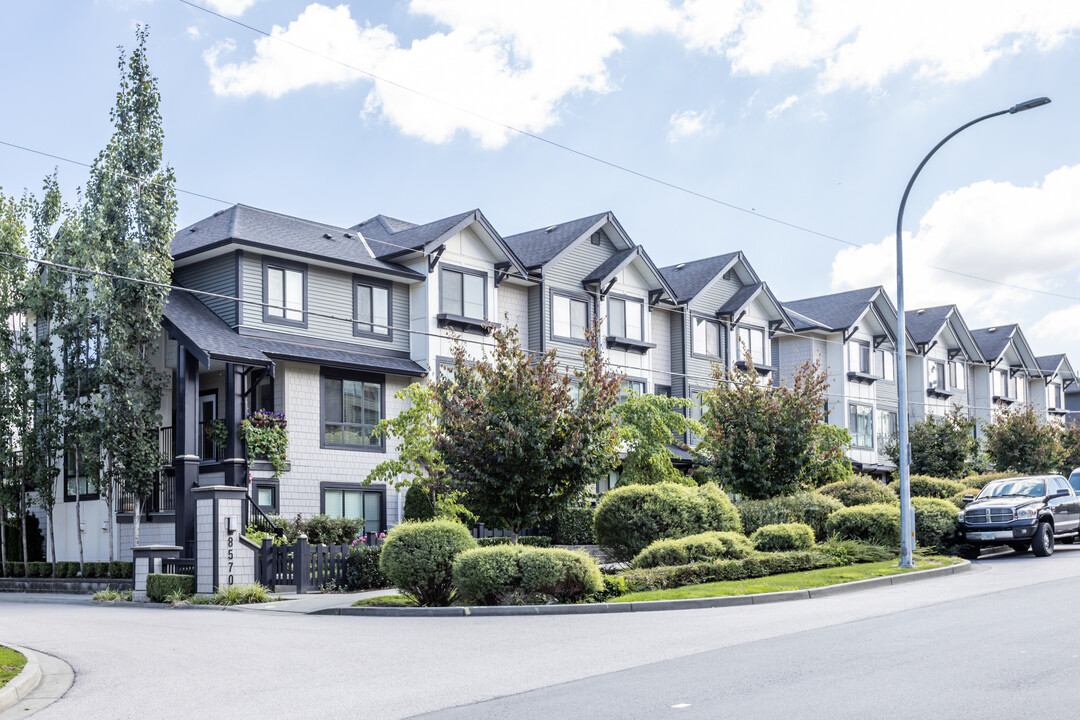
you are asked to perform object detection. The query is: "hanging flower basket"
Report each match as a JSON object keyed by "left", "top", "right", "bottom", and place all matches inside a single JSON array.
[{"left": 241, "top": 410, "right": 289, "bottom": 477}]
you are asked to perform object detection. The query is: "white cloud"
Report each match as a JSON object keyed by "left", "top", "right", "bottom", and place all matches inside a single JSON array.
[
  {"left": 830, "top": 164, "right": 1080, "bottom": 328},
  {"left": 205, "top": 1, "right": 676, "bottom": 148},
  {"left": 186, "top": 25, "right": 204, "bottom": 40},
  {"left": 1031, "top": 305, "right": 1080, "bottom": 345},
  {"left": 203, "top": 0, "right": 260, "bottom": 16},
  {"left": 766, "top": 94, "right": 798, "bottom": 119},
  {"left": 679, "top": 0, "right": 1080, "bottom": 93},
  {"left": 667, "top": 109, "right": 710, "bottom": 142}
]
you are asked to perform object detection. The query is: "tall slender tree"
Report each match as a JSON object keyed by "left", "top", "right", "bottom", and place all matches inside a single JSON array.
[{"left": 83, "top": 28, "right": 176, "bottom": 547}]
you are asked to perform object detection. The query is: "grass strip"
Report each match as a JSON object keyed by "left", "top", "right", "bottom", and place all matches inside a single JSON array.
[
  {"left": 352, "top": 594, "right": 414, "bottom": 608},
  {"left": 0, "top": 646, "right": 27, "bottom": 689},
  {"left": 610, "top": 556, "right": 959, "bottom": 603}
]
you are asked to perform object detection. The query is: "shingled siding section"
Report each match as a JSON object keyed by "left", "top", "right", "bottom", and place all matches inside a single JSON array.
[
  {"left": 527, "top": 284, "right": 542, "bottom": 352},
  {"left": 498, "top": 282, "right": 529, "bottom": 341},
  {"left": 669, "top": 306, "right": 685, "bottom": 397},
  {"left": 241, "top": 252, "right": 410, "bottom": 354},
  {"left": 651, "top": 306, "right": 672, "bottom": 389},
  {"left": 543, "top": 233, "right": 618, "bottom": 367},
  {"left": 175, "top": 253, "right": 238, "bottom": 327}
]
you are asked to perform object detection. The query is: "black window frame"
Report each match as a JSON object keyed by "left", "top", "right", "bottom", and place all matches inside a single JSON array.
[
  {"left": 320, "top": 368, "right": 386, "bottom": 453},
  {"left": 353, "top": 274, "right": 394, "bottom": 341},
  {"left": 690, "top": 314, "right": 722, "bottom": 360},
  {"left": 550, "top": 289, "right": 591, "bottom": 345},
  {"left": 63, "top": 442, "right": 99, "bottom": 502},
  {"left": 439, "top": 264, "right": 488, "bottom": 321},
  {"left": 607, "top": 293, "right": 645, "bottom": 342},
  {"left": 261, "top": 256, "right": 308, "bottom": 328},
  {"left": 735, "top": 323, "right": 766, "bottom": 365},
  {"left": 319, "top": 482, "right": 387, "bottom": 534},
  {"left": 252, "top": 481, "right": 279, "bottom": 514}
]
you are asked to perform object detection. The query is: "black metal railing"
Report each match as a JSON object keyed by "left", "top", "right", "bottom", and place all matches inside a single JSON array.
[
  {"left": 161, "top": 557, "right": 196, "bottom": 576},
  {"left": 197, "top": 422, "right": 226, "bottom": 463},
  {"left": 160, "top": 426, "right": 175, "bottom": 467},
  {"left": 119, "top": 475, "right": 174, "bottom": 515},
  {"left": 243, "top": 495, "right": 284, "bottom": 538}
]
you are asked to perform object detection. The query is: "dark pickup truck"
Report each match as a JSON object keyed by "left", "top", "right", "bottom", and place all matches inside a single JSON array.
[{"left": 957, "top": 475, "right": 1080, "bottom": 559}]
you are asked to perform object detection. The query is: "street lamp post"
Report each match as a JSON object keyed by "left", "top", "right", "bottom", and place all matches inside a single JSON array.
[{"left": 895, "top": 97, "right": 1050, "bottom": 568}]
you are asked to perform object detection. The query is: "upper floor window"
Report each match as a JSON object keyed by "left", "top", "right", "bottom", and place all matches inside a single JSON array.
[
  {"left": 736, "top": 325, "right": 765, "bottom": 365},
  {"left": 322, "top": 370, "right": 384, "bottom": 451},
  {"left": 875, "top": 349, "right": 895, "bottom": 381},
  {"left": 993, "top": 369, "right": 1009, "bottom": 398},
  {"left": 929, "top": 361, "right": 946, "bottom": 391},
  {"left": 354, "top": 277, "right": 391, "bottom": 339},
  {"left": 64, "top": 445, "right": 98, "bottom": 501},
  {"left": 949, "top": 361, "right": 965, "bottom": 390},
  {"left": 1050, "top": 383, "right": 1063, "bottom": 409},
  {"left": 848, "top": 403, "right": 873, "bottom": 448},
  {"left": 693, "top": 317, "right": 721, "bottom": 359},
  {"left": 553, "top": 293, "right": 589, "bottom": 341},
  {"left": 608, "top": 297, "right": 644, "bottom": 341},
  {"left": 441, "top": 267, "right": 486, "bottom": 320},
  {"left": 263, "top": 259, "right": 306, "bottom": 326},
  {"left": 847, "top": 341, "right": 870, "bottom": 374},
  {"left": 1013, "top": 374, "right": 1027, "bottom": 403},
  {"left": 618, "top": 379, "right": 646, "bottom": 404}
]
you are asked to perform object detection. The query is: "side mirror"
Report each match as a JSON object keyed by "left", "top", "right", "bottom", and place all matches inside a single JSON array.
[{"left": 962, "top": 495, "right": 975, "bottom": 503}]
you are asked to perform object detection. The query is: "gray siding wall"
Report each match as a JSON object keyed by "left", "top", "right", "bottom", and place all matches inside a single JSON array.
[
  {"left": 527, "top": 284, "right": 542, "bottom": 352},
  {"left": 543, "top": 233, "right": 618, "bottom": 366},
  {"left": 684, "top": 274, "right": 742, "bottom": 389},
  {"left": 875, "top": 378, "right": 898, "bottom": 406},
  {"left": 242, "top": 251, "right": 410, "bottom": 353},
  {"left": 669, "top": 306, "right": 685, "bottom": 398},
  {"left": 176, "top": 253, "right": 238, "bottom": 327}
]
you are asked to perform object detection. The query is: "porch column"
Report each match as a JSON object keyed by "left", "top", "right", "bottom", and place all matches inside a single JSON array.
[
  {"left": 174, "top": 344, "right": 201, "bottom": 557},
  {"left": 223, "top": 363, "right": 247, "bottom": 487}
]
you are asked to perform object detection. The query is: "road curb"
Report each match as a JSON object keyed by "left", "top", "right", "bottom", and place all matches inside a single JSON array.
[
  {"left": 0, "top": 645, "right": 42, "bottom": 714},
  {"left": 314, "top": 560, "right": 971, "bottom": 618}
]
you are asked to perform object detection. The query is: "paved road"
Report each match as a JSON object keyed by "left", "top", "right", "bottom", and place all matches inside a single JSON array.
[{"left": 3, "top": 548, "right": 1080, "bottom": 719}]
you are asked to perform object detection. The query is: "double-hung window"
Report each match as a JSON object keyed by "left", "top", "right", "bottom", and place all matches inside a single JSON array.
[
  {"left": 64, "top": 445, "right": 98, "bottom": 501},
  {"left": 848, "top": 341, "right": 870, "bottom": 374},
  {"left": 1050, "top": 383, "right": 1063, "bottom": 409},
  {"left": 993, "top": 369, "right": 1009, "bottom": 398},
  {"left": 322, "top": 371, "right": 384, "bottom": 450},
  {"left": 876, "top": 410, "right": 897, "bottom": 452},
  {"left": 608, "top": 297, "right": 643, "bottom": 341},
  {"left": 693, "top": 317, "right": 721, "bottom": 358},
  {"left": 736, "top": 326, "right": 766, "bottom": 365},
  {"left": 323, "top": 486, "right": 383, "bottom": 535},
  {"left": 949, "top": 361, "right": 966, "bottom": 391},
  {"left": 264, "top": 260, "right": 305, "bottom": 324},
  {"left": 929, "top": 361, "right": 946, "bottom": 391},
  {"left": 1013, "top": 375, "right": 1027, "bottom": 403},
  {"left": 441, "top": 267, "right": 485, "bottom": 320},
  {"left": 553, "top": 294, "right": 588, "bottom": 341},
  {"left": 875, "top": 350, "right": 895, "bottom": 381},
  {"left": 618, "top": 379, "right": 646, "bottom": 404},
  {"left": 354, "top": 277, "right": 391, "bottom": 339},
  {"left": 848, "top": 404, "right": 873, "bottom": 448}
]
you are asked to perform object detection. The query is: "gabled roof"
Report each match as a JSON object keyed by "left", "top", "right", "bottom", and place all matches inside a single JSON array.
[
  {"left": 352, "top": 210, "right": 474, "bottom": 259},
  {"left": 582, "top": 247, "right": 638, "bottom": 286},
  {"left": 658, "top": 252, "right": 742, "bottom": 304},
  {"left": 172, "top": 204, "right": 423, "bottom": 280},
  {"left": 164, "top": 289, "right": 425, "bottom": 377},
  {"left": 970, "top": 324, "right": 1040, "bottom": 374},
  {"left": 906, "top": 304, "right": 984, "bottom": 363},
  {"left": 782, "top": 287, "right": 881, "bottom": 332},
  {"left": 716, "top": 282, "right": 794, "bottom": 332},
  {"left": 503, "top": 212, "right": 610, "bottom": 269},
  {"left": 1038, "top": 354, "right": 1067, "bottom": 375}
]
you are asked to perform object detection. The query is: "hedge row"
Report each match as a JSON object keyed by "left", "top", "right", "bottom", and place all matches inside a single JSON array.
[
  {"left": 453, "top": 546, "right": 602, "bottom": 605},
  {"left": 619, "top": 551, "right": 837, "bottom": 593},
  {"left": 476, "top": 536, "right": 552, "bottom": 548},
  {"left": 736, "top": 492, "right": 842, "bottom": 541},
  {"left": 2, "top": 560, "right": 132, "bottom": 579},
  {"left": 824, "top": 500, "right": 958, "bottom": 549},
  {"left": 631, "top": 531, "right": 754, "bottom": 569},
  {"left": 819, "top": 476, "right": 898, "bottom": 506},
  {"left": 750, "top": 523, "right": 815, "bottom": 552},
  {"left": 146, "top": 573, "right": 195, "bottom": 602}
]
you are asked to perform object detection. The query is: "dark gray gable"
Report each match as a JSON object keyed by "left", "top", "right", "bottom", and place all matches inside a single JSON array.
[
  {"left": 503, "top": 212, "right": 610, "bottom": 270},
  {"left": 782, "top": 287, "right": 881, "bottom": 331},
  {"left": 355, "top": 210, "right": 476, "bottom": 259},
  {"left": 970, "top": 324, "right": 1019, "bottom": 364},
  {"left": 1037, "top": 354, "right": 1067, "bottom": 376},
  {"left": 582, "top": 247, "right": 637, "bottom": 286},
  {"left": 905, "top": 305, "right": 953, "bottom": 345},
  {"left": 658, "top": 252, "right": 741, "bottom": 304}
]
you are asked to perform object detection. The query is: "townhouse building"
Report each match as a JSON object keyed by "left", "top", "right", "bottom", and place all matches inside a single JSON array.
[
  {"left": 969, "top": 324, "right": 1041, "bottom": 436},
  {"left": 1033, "top": 354, "right": 1076, "bottom": 422},
  {"left": 903, "top": 305, "right": 985, "bottom": 421}
]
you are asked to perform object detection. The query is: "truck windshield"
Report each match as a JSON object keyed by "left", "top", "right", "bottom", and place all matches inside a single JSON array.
[{"left": 978, "top": 479, "right": 1046, "bottom": 499}]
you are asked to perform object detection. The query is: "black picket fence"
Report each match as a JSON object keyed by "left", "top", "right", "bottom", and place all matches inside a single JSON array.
[{"left": 256, "top": 537, "right": 350, "bottom": 593}]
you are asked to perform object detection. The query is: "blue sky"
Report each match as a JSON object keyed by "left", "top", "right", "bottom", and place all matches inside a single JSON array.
[{"left": 3, "top": 1, "right": 1080, "bottom": 365}]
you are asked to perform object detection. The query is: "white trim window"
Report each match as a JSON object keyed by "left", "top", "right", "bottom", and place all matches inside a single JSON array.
[
  {"left": 618, "top": 379, "right": 646, "bottom": 404},
  {"left": 876, "top": 409, "right": 897, "bottom": 452},
  {"left": 693, "top": 317, "right": 721, "bottom": 358},
  {"left": 442, "top": 268, "right": 485, "bottom": 319},
  {"left": 608, "top": 297, "right": 644, "bottom": 341},
  {"left": 875, "top": 350, "right": 895, "bottom": 381},
  {"left": 929, "top": 361, "right": 946, "bottom": 391},
  {"left": 1013, "top": 375, "right": 1027, "bottom": 403},
  {"left": 993, "top": 369, "right": 1009, "bottom": 398},
  {"left": 737, "top": 326, "right": 766, "bottom": 365},
  {"left": 1049, "top": 383, "right": 1063, "bottom": 409},
  {"left": 848, "top": 341, "right": 870, "bottom": 374},
  {"left": 553, "top": 294, "right": 588, "bottom": 341},
  {"left": 848, "top": 403, "right": 873, "bottom": 448},
  {"left": 267, "top": 265, "right": 304, "bottom": 322},
  {"left": 949, "top": 361, "right": 966, "bottom": 391}
]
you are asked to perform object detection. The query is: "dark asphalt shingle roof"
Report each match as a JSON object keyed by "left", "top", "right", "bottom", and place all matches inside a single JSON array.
[
  {"left": 782, "top": 287, "right": 881, "bottom": 331},
  {"left": 905, "top": 305, "right": 953, "bottom": 345},
  {"left": 352, "top": 210, "right": 476, "bottom": 259},
  {"left": 504, "top": 212, "right": 610, "bottom": 269},
  {"left": 164, "top": 289, "right": 425, "bottom": 377},
  {"left": 583, "top": 247, "right": 637, "bottom": 285},
  {"left": 717, "top": 283, "right": 762, "bottom": 317},
  {"left": 970, "top": 325, "right": 1019, "bottom": 363},
  {"left": 172, "top": 204, "right": 422, "bottom": 279},
  {"left": 1037, "top": 354, "right": 1067, "bottom": 374},
  {"left": 658, "top": 253, "right": 740, "bottom": 304}
]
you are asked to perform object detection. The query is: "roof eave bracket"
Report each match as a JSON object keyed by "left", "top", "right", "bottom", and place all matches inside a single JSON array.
[
  {"left": 648, "top": 289, "right": 665, "bottom": 308},
  {"left": 873, "top": 334, "right": 888, "bottom": 350},
  {"left": 427, "top": 245, "right": 446, "bottom": 274},
  {"left": 843, "top": 325, "right": 859, "bottom": 343},
  {"left": 494, "top": 262, "right": 512, "bottom": 288}
]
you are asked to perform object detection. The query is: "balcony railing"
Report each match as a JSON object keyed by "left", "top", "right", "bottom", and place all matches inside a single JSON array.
[
  {"left": 119, "top": 475, "right": 175, "bottom": 515},
  {"left": 159, "top": 423, "right": 226, "bottom": 465}
]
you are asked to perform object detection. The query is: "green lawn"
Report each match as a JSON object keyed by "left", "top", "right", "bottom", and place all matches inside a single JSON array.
[
  {"left": 352, "top": 594, "right": 414, "bottom": 608},
  {"left": 609, "top": 556, "right": 960, "bottom": 603},
  {"left": 0, "top": 646, "right": 27, "bottom": 689}
]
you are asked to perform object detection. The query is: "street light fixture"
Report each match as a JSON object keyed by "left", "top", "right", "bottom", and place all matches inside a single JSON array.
[{"left": 895, "top": 97, "right": 1050, "bottom": 568}]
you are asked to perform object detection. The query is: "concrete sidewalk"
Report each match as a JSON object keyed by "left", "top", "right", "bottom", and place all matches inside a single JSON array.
[{"left": 229, "top": 587, "right": 399, "bottom": 614}]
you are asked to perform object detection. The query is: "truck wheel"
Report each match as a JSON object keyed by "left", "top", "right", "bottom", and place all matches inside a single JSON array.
[
  {"left": 1008, "top": 542, "right": 1030, "bottom": 553},
  {"left": 1032, "top": 522, "right": 1055, "bottom": 557},
  {"left": 959, "top": 545, "right": 980, "bottom": 560}
]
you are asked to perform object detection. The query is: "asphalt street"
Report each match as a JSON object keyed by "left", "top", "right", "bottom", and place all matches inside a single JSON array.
[{"left": 3, "top": 547, "right": 1080, "bottom": 719}]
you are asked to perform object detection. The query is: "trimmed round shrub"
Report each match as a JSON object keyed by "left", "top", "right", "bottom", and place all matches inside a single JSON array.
[
  {"left": 537, "top": 506, "right": 596, "bottom": 545},
  {"left": 960, "top": 472, "right": 1016, "bottom": 489},
  {"left": 476, "top": 536, "right": 551, "bottom": 548},
  {"left": 825, "top": 504, "right": 901, "bottom": 546},
  {"left": 750, "top": 523, "right": 815, "bottom": 552},
  {"left": 819, "top": 476, "right": 898, "bottom": 507},
  {"left": 631, "top": 531, "right": 754, "bottom": 569},
  {"left": 913, "top": 497, "right": 960, "bottom": 549},
  {"left": 146, "top": 573, "right": 195, "bottom": 602},
  {"left": 900, "top": 475, "right": 966, "bottom": 500},
  {"left": 379, "top": 519, "right": 476, "bottom": 606},
  {"left": 949, "top": 487, "right": 982, "bottom": 509},
  {"left": 453, "top": 546, "right": 525, "bottom": 605},
  {"left": 344, "top": 545, "right": 389, "bottom": 591},
  {"left": 594, "top": 482, "right": 741, "bottom": 563},
  {"left": 737, "top": 492, "right": 843, "bottom": 541},
  {"left": 517, "top": 548, "right": 602, "bottom": 603},
  {"left": 403, "top": 485, "right": 436, "bottom": 521}
]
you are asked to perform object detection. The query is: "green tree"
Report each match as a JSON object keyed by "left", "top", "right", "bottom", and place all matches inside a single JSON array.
[
  {"left": 983, "top": 405, "right": 1063, "bottom": 475},
  {"left": 805, "top": 423, "right": 854, "bottom": 487},
  {"left": 695, "top": 357, "right": 830, "bottom": 500},
  {"left": 884, "top": 405, "right": 978, "bottom": 479},
  {"left": 612, "top": 391, "right": 701, "bottom": 486},
  {"left": 1057, "top": 423, "right": 1080, "bottom": 477},
  {"left": 434, "top": 325, "right": 621, "bottom": 541},
  {"left": 84, "top": 28, "right": 177, "bottom": 547},
  {"left": 402, "top": 484, "right": 436, "bottom": 521}
]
